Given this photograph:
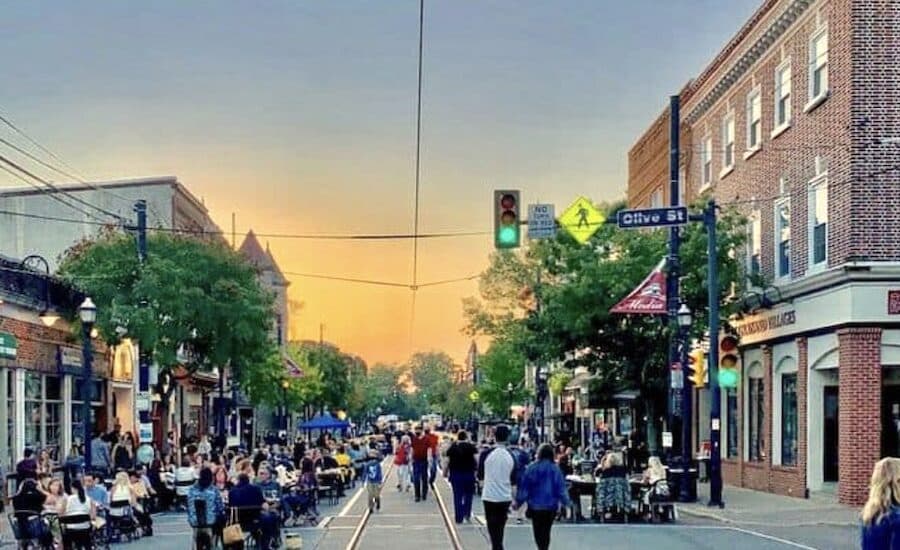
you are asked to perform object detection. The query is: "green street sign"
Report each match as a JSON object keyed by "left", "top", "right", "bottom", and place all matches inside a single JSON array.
[{"left": 0, "top": 333, "right": 17, "bottom": 359}]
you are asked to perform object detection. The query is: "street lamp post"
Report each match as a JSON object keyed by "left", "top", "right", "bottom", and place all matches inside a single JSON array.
[
  {"left": 281, "top": 380, "right": 290, "bottom": 431},
  {"left": 79, "top": 297, "right": 97, "bottom": 472},
  {"left": 535, "top": 365, "right": 549, "bottom": 443},
  {"left": 677, "top": 303, "right": 694, "bottom": 502}
]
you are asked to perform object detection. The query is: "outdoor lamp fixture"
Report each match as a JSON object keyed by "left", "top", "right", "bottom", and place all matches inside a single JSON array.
[
  {"left": 282, "top": 379, "right": 290, "bottom": 390},
  {"left": 39, "top": 310, "right": 60, "bottom": 327},
  {"left": 79, "top": 297, "right": 97, "bottom": 324},
  {"left": 677, "top": 303, "right": 692, "bottom": 329}
]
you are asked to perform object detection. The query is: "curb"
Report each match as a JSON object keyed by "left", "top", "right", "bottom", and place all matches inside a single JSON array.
[{"left": 679, "top": 506, "right": 857, "bottom": 528}]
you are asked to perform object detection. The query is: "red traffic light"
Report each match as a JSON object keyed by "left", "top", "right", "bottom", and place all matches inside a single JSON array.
[
  {"left": 720, "top": 335, "right": 738, "bottom": 353},
  {"left": 501, "top": 194, "right": 517, "bottom": 209}
]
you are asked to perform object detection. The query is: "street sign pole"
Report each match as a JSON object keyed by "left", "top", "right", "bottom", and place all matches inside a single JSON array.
[
  {"left": 706, "top": 200, "right": 724, "bottom": 508},
  {"left": 667, "top": 95, "right": 682, "bottom": 463}
]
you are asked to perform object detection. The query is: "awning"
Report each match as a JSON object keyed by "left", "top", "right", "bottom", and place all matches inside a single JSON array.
[
  {"left": 284, "top": 355, "right": 303, "bottom": 378},
  {"left": 612, "top": 390, "right": 640, "bottom": 401},
  {"left": 564, "top": 372, "right": 596, "bottom": 391}
]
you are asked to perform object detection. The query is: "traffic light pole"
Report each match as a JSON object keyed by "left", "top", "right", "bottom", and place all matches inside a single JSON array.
[
  {"left": 705, "top": 200, "right": 724, "bottom": 508},
  {"left": 135, "top": 201, "right": 152, "bottom": 446},
  {"left": 666, "top": 95, "right": 683, "bottom": 460}
]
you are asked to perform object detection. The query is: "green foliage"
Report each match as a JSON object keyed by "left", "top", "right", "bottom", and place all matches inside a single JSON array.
[
  {"left": 475, "top": 339, "right": 527, "bottom": 416},
  {"left": 408, "top": 351, "right": 455, "bottom": 409},
  {"left": 57, "top": 232, "right": 278, "bottom": 401},
  {"left": 548, "top": 371, "right": 572, "bottom": 396},
  {"left": 463, "top": 198, "right": 748, "bottom": 435}
]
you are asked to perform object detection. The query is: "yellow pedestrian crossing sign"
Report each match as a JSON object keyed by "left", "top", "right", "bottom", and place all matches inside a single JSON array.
[{"left": 560, "top": 197, "right": 605, "bottom": 244}]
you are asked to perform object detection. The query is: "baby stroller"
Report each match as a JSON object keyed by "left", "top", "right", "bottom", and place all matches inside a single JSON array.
[{"left": 282, "top": 485, "right": 318, "bottom": 527}]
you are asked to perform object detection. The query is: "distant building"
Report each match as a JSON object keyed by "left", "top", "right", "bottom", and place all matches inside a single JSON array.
[
  {"left": 627, "top": 0, "right": 900, "bottom": 506},
  {"left": 0, "top": 176, "right": 222, "bottom": 269},
  {"left": 237, "top": 230, "right": 296, "bottom": 442},
  {"left": 0, "top": 176, "right": 225, "bottom": 449}
]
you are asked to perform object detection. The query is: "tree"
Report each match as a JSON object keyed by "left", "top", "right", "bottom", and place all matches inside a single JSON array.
[
  {"left": 407, "top": 351, "right": 455, "bottom": 412},
  {"left": 287, "top": 341, "right": 352, "bottom": 413},
  {"left": 57, "top": 232, "right": 279, "bottom": 436},
  {"left": 463, "top": 198, "right": 748, "bottom": 447},
  {"left": 475, "top": 338, "right": 527, "bottom": 417}
]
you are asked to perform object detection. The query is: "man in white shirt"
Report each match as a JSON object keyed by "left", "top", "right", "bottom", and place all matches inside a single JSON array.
[{"left": 479, "top": 425, "right": 514, "bottom": 550}]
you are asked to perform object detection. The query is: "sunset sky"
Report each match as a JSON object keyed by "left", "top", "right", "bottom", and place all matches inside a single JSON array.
[{"left": 1, "top": 0, "right": 760, "bottom": 366}]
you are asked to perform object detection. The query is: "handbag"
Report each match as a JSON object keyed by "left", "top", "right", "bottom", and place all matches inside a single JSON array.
[{"left": 222, "top": 508, "right": 244, "bottom": 546}]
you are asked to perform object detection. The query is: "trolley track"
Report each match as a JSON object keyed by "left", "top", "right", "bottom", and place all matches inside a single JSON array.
[{"left": 344, "top": 465, "right": 463, "bottom": 550}]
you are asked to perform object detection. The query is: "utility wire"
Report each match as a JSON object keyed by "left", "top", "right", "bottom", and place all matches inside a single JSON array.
[
  {"left": 0, "top": 151, "right": 125, "bottom": 222},
  {"left": 409, "top": 0, "right": 426, "bottom": 353},
  {"left": 0, "top": 163, "right": 102, "bottom": 222}
]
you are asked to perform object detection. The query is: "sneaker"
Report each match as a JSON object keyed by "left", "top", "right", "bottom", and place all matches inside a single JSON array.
[
  {"left": 415, "top": 497, "right": 420, "bottom": 502},
  {"left": 516, "top": 518, "right": 523, "bottom": 525}
]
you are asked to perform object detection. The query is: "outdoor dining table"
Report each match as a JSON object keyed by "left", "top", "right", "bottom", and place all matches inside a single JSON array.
[{"left": 565, "top": 475, "right": 598, "bottom": 522}]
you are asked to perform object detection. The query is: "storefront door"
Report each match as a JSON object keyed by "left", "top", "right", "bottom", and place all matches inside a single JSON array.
[
  {"left": 882, "top": 385, "right": 900, "bottom": 457},
  {"left": 824, "top": 386, "right": 839, "bottom": 482}
]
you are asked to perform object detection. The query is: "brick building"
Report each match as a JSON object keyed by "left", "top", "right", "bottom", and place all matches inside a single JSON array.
[{"left": 627, "top": 0, "right": 900, "bottom": 505}]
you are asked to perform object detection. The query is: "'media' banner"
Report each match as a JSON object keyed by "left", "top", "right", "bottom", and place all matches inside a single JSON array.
[{"left": 610, "top": 259, "right": 667, "bottom": 315}]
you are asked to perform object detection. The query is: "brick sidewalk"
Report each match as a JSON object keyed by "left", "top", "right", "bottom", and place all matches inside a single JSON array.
[{"left": 681, "top": 483, "right": 859, "bottom": 527}]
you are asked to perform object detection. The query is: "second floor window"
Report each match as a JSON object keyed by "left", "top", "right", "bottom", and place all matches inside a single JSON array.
[
  {"left": 650, "top": 188, "right": 663, "bottom": 208},
  {"left": 701, "top": 136, "right": 712, "bottom": 188},
  {"left": 809, "top": 28, "right": 829, "bottom": 102},
  {"left": 748, "top": 214, "right": 761, "bottom": 280},
  {"left": 746, "top": 89, "right": 762, "bottom": 150},
  {"left": 809, "top": 160, "right": 828, "bottom": 268},
  {"left": 775, "top": 62, "right": 792, "bottom": 128},
  {"left": 775, "top": 198, "right": 791, "bottom": 278},
  {"left": 722, "top": 114, "right": 735, "bottom": 170}
]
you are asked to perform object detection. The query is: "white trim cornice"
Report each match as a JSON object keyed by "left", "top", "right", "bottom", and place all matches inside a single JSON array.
[{"left": 685, "top": 0, "right": 813, "bottom": 125}]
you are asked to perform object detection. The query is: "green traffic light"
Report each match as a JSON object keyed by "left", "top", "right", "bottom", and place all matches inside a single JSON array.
[
  {"left": 498, "top": 226, "right": 518, "bottom": 245},
  {"left": 718, "top": 368, "right": 739, "bottom": 388}
]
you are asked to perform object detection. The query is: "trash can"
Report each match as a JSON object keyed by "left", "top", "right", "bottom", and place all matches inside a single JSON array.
[{"left": 666, "top": 460, "right": 698, "bottom": 503}]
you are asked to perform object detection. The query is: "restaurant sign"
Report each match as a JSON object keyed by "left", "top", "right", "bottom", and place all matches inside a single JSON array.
[
  {"left": 735, "top": 310, "right": 797, "bottom": 338},
  {"left": 0, "top": 332, "right": 17, "bottom": 359}
]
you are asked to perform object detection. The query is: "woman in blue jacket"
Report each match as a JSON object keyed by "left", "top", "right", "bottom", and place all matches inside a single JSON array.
[
  {"left": 862, "top": 457, "right": 900, "bottom": 549},
  {"left": 514, "top": 443, "right": 570, "bottom": 550}
]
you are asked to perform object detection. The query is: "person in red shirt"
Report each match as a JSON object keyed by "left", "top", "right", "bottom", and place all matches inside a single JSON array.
[{"left": 411, "top": 426, "right": 431, "bottom": 501}]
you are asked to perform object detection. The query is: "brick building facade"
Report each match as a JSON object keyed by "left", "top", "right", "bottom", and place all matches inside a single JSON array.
[{"left": 627, "top": 0, "right": 900, "bottom": 505}]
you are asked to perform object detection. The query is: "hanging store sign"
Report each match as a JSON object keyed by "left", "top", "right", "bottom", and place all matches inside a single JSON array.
[
  {"left": 57, "top": 346, "right": 82, "bottom": 374},
  {"left": 0, "top": 332, "right": 17, "bottom": 359}
]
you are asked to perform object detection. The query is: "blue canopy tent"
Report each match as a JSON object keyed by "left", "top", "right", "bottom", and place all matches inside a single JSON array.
[{"left": 298, "top": 413, "right": 350, "bottom": 431}]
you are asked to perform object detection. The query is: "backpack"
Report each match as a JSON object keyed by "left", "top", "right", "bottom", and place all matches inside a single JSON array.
[{"left": 477, "top": 447, "right": 520, "bottom": 486}]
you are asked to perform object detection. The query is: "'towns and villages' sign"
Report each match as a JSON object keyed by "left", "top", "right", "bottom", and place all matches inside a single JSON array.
[{"left": 735, "top": 310, "right": 797, "bottom": 338}]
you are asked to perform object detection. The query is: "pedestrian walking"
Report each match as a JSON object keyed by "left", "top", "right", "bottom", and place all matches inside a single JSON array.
[
  {"left": 394, "top": 435, "right": 412, "bottom": 493},
  {"left": 364, "top": 451, "right": 383, "bottom": 512},
  {"left": 478, "top": 424, "right": 518, "bottom": 550},
  {"left": 411, "top": 426, "right": 431, "bottom": 502},
  {"left": 445, "top": 430, "right": 478, "bottom": 524},
  {"left": 861, "top": 457, "right": 900, "bottom": 549},
  {"left": 514, "top": 444, "right": 570, "bottom": 550}
]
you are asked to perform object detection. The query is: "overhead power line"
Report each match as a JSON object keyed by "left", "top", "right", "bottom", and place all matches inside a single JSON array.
[
  {"left": 0, "top": 163, "right": 102, "bottom": 222},
  {"left": 0, "top": 151, "right": 125, "bottom": 222}
]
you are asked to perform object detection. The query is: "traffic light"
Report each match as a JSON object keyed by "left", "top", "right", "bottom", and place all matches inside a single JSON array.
[
  {"left": 688, "top": 348, "right": 707, "bottom": 388},
  {"left": 718, "top": 334, "right": 741, "bottom": 388},
  {"left": 494, "top": 190, "right": 521, "bottom": 249}
]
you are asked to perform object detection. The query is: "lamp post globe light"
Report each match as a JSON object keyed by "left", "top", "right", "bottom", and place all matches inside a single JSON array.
[
  {"left": 677, "top": 303, "right": 692, "bottom": 328},
  {"left": 79, "top": 297, "right": 97, "bottom": 471},
  {"left": 281, "top": 379, "right": 290, "bottom": 431}
]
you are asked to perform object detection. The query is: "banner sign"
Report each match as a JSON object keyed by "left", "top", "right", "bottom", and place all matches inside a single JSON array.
[{"left": 610, "top": 259, "right": 667, "bottom": 315}]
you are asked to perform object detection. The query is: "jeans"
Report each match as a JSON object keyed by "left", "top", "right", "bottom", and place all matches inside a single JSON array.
[
  {"left": 396, "top": 464, "right": 410, "bottom": 492},
  {"left": 429, "top": 459, "right": 437, "bottom": 483},
  {"left": 412, "top": 460, "right": 428, "bottom": 500},
  {"left": 530, "top": 509, "right": 556, "bottom": 550},
  {"left": 483, "top": 500, "right": 510, "bottom": 550},
  {"left": 449, "top": 473, "right": 475, "bottom": 523}
]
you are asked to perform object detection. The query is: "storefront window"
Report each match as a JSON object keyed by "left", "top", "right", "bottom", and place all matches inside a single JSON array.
[
  {"left": 782, "top": 374, "right": 798, "bottom": 466},
  {"left": 6, "top": 370, "right": 14, "bottom": 467},
  {"left": 749, "top": 375, "right": 765, "bottom": 462},
  {"left": 727, "top": 388, "right": 738, "bottom": 458},
  {"left": 72, "top": 379, "right": 105, "bottom": 445},
  {"left": 21, "top": 373, "right": 63, "bottom": 457}
]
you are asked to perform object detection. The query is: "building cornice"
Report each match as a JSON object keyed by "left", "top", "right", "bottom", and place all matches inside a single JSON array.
[{"left": 684, "top": 0, "right": 813, "bottom": 125}]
